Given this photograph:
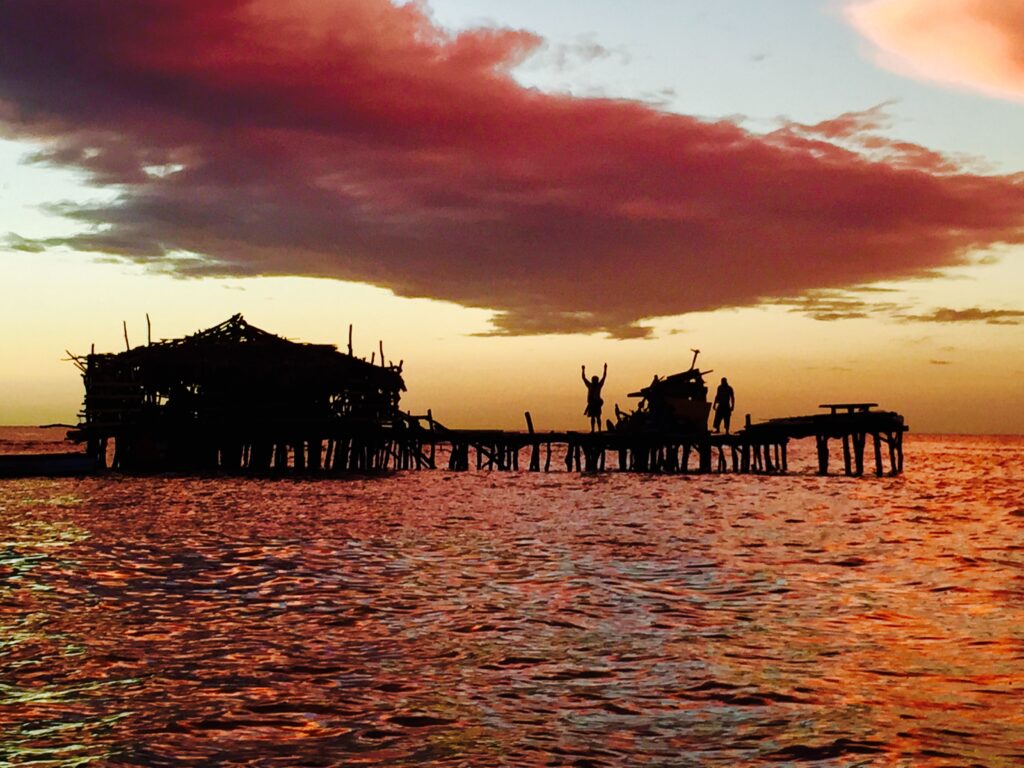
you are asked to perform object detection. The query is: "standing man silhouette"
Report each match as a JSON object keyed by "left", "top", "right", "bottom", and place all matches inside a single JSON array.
[
  {"left": 712, "top": 377, "right": 735, "bottom": 434},
  {"left": 582, "top": 363, "right": 608, "bottom": 432}
]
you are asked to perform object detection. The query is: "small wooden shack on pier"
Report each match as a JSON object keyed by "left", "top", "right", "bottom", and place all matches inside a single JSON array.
[{"left": 68, "top": 314, "right": 408, "bottom": 471}]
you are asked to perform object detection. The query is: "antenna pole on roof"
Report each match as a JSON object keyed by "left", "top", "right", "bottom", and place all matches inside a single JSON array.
[
  {"left": 123, "top": 321, "right": 130, "bottom": 351},
  {"left": 146, "top": 313, "right": 152, "bottom": 346},
  {"left": 348, "top": 324, "right": 353, "bottom": 356},
  {"left": 379, "top": 340, "right": 385, "bottom": 367}
]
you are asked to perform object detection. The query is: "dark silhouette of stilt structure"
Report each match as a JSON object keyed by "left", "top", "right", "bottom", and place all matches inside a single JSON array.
[
  {"left": 419, "top": 403, "right": 905, "bottom": 477},
  {"left": 65, "top": 317, "right": 907, "bottom": 478}
]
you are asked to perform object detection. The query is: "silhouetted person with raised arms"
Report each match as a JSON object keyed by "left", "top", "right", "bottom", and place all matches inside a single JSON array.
[
  {"left": 713, "top": 377, "right": 735, "bottom": 434},
  {"left": 582, "top": 363, "right": 607, "bottom": 432}
]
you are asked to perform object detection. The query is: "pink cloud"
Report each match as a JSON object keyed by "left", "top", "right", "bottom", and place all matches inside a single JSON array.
[
  {"left": 847, "top": 0, "right": 1024, "bottom": 101},
  {"left": 2, "top": 0, "right": 1024, "bottom": 337}
]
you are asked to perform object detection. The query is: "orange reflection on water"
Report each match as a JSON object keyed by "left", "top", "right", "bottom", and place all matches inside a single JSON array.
[{"left": 0, "top": 434, "right": 1022, "bottom": 765}]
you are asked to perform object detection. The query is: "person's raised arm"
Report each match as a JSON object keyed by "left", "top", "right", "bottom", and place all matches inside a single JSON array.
[
  {"left": 600, "top": 363, "right": 607, "bottom": 385},
  {"left": 581, "top": 365, "right": 588, "bottom": 386}
]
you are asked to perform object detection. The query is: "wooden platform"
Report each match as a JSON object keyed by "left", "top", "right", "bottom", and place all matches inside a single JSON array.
[
  {"left": 67, "top": 404, "right": 907, "bottom": 477},
  {"left": 433, "top": 402, "right": 906, "bottom": 477}
]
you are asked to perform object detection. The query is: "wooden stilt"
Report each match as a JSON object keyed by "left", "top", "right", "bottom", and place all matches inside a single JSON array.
[
  {"left": 815, "top": 435, "right": 828, "bottom": 475},
  {"left": 852, "top": 432, "right": 865, "bottom": 477},
  {"left": 526, "top": 412, "right": 540, "bottom": 472}
]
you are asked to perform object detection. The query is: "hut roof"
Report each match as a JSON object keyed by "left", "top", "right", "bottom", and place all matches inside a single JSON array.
[{"left": 88, "top": 314, "right": 405, "bottom": 394}]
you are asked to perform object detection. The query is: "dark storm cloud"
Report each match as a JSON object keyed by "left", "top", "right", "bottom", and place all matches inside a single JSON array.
[{"left": 3, "top": 0, "right": 1024, "bottom": 336}]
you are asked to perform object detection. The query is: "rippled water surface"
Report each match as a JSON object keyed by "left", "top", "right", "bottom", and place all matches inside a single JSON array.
[{"left": 1, "top": 430, "right": 1023, "bottom": 766}]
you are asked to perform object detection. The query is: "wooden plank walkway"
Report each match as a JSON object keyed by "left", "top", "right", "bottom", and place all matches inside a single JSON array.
[
  {"left": 433, "top": 402, "right": 906, "bottom": 477},
  {"left": 68, "top": 403, "right": 906, "bottom": 477}
]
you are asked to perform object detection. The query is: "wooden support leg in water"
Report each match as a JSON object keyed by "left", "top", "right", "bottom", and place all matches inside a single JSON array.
[
  {"left": 816, "top": 435, "right": 829, "bottom": 476},
  {"left": 251, "top": 442, "right": 273, "bottom": 472},
  {"left": 545, "top": 441, "right": 552, "bottom": 472},
  {"left": 872, "top": 432, "right": 883, "bottom": 477},
  {"left": 636, "top": 445, "right": 650, "bottom": 473},
  {"left": 427, "top": 411, "right": 436, "bottom": 469},
  {"left": 698, "top": 442, "right": 712, "bottom": 474},
  {"left": 852, "top": 432, "right": 865, "bottom": 477},
  {"left": 221, "top": 442, "right": 242, "bottom": 471},
  {"left": 448, "top": 442, "right": 462, "bottom": 471},
  {"left": 842, "top": 434, "right": 852, "bottom": 476},
  {"left": 526, "top": 412, "right": 540, "bottom": 472},
  {"left": 668, "top": 445, "right": 680, "bottom": 473}
]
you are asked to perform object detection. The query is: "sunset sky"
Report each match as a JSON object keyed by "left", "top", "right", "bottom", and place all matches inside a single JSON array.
[{"left": 2, "top": 0, "right": 1023, "bottom": 433}]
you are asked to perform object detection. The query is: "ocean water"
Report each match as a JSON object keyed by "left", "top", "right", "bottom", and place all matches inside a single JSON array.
[{"left": 1, "top": 428, "right": 1022, "bottom": 766}]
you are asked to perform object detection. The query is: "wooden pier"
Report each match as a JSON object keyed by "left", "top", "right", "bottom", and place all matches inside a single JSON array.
[
  {"left": 70, "top": 404, "right": 906, "bottom": 478},
  {"left": 406, "top": 401, "right": 906, "bottom": 478},
  {"left": 64, "top": 316, "right": 907, "bottom": 479}
]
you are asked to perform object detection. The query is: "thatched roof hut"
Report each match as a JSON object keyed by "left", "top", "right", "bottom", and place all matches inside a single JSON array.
[{"left": 70, "top": 314, "right": 407, "bottom": 470}]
